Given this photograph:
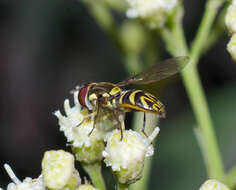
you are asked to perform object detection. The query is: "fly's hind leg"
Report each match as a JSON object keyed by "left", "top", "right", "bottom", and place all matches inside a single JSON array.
[
  {"left": 141, "top": 112, "right": 148, "bottom": 138},
  {"left": 118, "top": 119, "right": 124, "bottom": 141},
  {"left": 116, "top": 113, "right": 124, "bottom": 141}
]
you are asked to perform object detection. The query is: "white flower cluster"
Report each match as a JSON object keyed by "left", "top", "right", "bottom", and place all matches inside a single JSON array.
[
  {"left": 225, "top": 0, "right": 236, "bottom": 61},
  {"left": 103, "top": 127, "right": 160, "bottom": 184},
  {"left": 126, "top": 0, "right": 179, "bottom": 28},
  {"left": 54, "top": 90, "right": 103, "bottom": 148},
  {"left": 3, "top": 164, "right": 45, "bottom": 190}
]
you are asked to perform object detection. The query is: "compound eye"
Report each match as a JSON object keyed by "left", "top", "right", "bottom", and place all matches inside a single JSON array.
[
  {"left": 110, "top": 86, "right": 121, "bottom": 96},
  {"left": 78, "top": 86, "right": 88, "bottom": 108}
]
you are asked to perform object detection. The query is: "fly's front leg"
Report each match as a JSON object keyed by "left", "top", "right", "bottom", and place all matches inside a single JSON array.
[
  {"left": 76, "top": 117, "right": 88, "bottom": 127},
  {"left": 88, "top": 101, "right": 98, "bottom": 136},
  {"left": 88, "top": 114, "right": 96, "bottom": 136},
  {"left": 76, "top": 111, "right": 95, "bottom": 128},
  {"left": 88, "top": 117, "right": 96, "bottom": 136}
]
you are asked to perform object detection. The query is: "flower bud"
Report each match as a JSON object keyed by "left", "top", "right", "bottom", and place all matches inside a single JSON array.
[
  {"left": 227, "top": 33, "right": 236, "bottom": 61},
  {"left": 199, "top": 179, "right": 230, "bottom": 190},
  {"left": 225, "top": 0, "right": 236, "bottom": 34},
  {"left": 103, "top": 127, "right": 160, "bottom": 184},
  {"left": 41, "top": 150, "right": 81, "bottom": 190},
  {"left": 120, "top": 21, "right": 147, "bottom": 55},
  {"left": 77, "top": 184, "right": 98, "bottom": 190},
  {"left": 54, "top": 90, "right": 105, "bottom": 164},
  {"left": 3, "top": 164, "right": 45, "bottom": 190},
  {"left": 126, "top": 0, "right": 180, "bottom": 28}
]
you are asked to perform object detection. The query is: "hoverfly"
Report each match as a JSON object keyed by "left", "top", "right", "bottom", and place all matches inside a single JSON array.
[{"left": 74, "top": 56, "right": 189, "bottom": 138}]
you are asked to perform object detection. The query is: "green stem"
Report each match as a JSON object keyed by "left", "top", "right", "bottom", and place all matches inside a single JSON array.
[
  {"left": 160, "top": 15, "right": 225, "bottom": 179},
  {"left": 85, "top": 0, "right": 125, "bottom": 55},
  {"left": 190, "top": 0, "right": 225, "bottom": 66},
  {"left": 82, "top": 162, "right": 106, "bottom": 190},
  {"left": 203, "top": 4, "right": 227, "bottom": 53},
  {"left": 182, "top": 65, "right": 224, "bottom": 179},
  {"left": 224, "top": 166, "right": 236, "bottom": 189},
  {"left": 118, "top": 183, "right": 129, "bottom": 190}
]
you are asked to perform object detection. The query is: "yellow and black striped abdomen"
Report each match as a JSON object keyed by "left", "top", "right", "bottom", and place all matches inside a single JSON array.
[{"left": 116, "top": 89, "right": 166, "bottom": 117}]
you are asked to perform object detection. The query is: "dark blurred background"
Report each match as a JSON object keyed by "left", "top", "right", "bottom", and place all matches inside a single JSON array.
[{"left": 0, "top": 0, "right": 235, "bottom": 189}]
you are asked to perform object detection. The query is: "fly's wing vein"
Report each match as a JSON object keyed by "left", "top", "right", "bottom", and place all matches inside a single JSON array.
[{"left": 117, "top": 56, "right": 189, "bottom": 86}]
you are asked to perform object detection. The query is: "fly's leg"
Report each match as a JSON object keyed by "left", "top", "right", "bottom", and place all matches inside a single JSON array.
[
  {"left": 115, "top": 113, "right": 124, "bottom": 141},
  {"left": 76, "top": 115, "right": 91, "bottom": 127},
  {"left": 88, "top": 101, "right": 98, "bottom": 136},
  {"left": 119, "top": 120, "right": 124, "bottom": 141},
  {"left": 141, "top": 112, "right": 148, "bottom": 138},
  {"left": 76, "top": 117, "right": 88, "bottom": 127},
  {"left": 88, "top": 115, "right": 96, "bottom": 136}
]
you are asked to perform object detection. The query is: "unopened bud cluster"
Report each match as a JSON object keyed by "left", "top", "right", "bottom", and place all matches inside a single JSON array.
[
  {"left": 41, "top": 150, "right": 81, "bottom": 190},
  {"left": 225, "top": 0, "right": 236, "bottom": 61},
  {"left": 199, "top": 179, "right": 230, "bottom": 190}
]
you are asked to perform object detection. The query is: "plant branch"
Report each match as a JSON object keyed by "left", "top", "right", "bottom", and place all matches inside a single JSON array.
[{"left": 160, "top": 13, "right": 224, "bottom": 179}]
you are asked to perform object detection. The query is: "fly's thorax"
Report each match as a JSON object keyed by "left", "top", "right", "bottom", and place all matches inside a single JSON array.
[
  {"left": 116, "top": 89, "right": 166, "bottom": 116},
  {"left": 80, "top": 82, "right": 123, "bottom": 110}
]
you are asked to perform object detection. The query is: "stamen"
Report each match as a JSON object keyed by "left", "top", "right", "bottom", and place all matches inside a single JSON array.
[
  {"left": 4, "top": 164, "right": 21, "bottom": 184},
  {"left": 148, "top": 127, "right": 160, "bottom": 143}
]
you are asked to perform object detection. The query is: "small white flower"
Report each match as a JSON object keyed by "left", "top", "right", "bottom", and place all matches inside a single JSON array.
[
  {"left": 55, "top": 90, "right": 105, "bottom": 164},
  {"left": 199, "top": 179, "right": 230, "bottom": 190},
  {"left": 54, "top": 90, "right": 103, "bottom": 148},
  {"left": 41, "top": 150, "right": 81, "bottom": 190},
  {"left": 225, "top": 0, "right": 236, "bottom": 34},
  {"left": 3, "top": 164, "right": 45, "bottom": 190},
  {"left": 103, "top": 127, "right": 160, "bottom": 184},
  {"left": 126, "top": 0, "right": 179, "bottom": 28}
]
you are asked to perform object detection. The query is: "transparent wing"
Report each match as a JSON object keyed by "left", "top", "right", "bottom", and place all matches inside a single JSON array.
[{"left": 116, "top": 56, "right": 189, "bottom": 86}]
